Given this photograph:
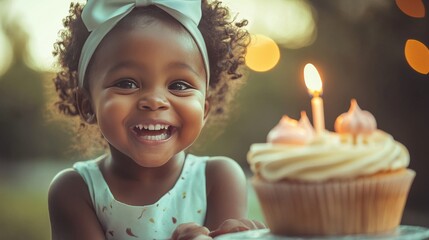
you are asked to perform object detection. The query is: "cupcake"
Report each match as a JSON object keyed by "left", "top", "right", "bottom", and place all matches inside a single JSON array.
[{"left": 247, "top": 99, "right": 415, "bottom": 236}]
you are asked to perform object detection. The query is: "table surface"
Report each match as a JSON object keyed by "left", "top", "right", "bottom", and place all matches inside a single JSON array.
[{"left": 214, "top": 226, "right": 429, "bottom": 240}]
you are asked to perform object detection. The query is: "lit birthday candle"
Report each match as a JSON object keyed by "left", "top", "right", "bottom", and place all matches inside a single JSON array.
[{"left": 304, "top": 63, "right": 325, "bottom": 134}]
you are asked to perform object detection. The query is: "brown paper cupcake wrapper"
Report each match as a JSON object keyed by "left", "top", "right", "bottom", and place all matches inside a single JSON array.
[{"left": 252, "top": 169, "right": 415, "bottom": 236}]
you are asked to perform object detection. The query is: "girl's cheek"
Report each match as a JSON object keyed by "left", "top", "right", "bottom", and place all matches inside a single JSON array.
[{"left": 96, "top": 96, "right": 133, "bottom": 127}]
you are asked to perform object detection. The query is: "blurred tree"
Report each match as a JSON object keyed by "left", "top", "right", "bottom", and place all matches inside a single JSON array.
[{"left": 0, "top": 9, "right": 71, "bottom": 162}]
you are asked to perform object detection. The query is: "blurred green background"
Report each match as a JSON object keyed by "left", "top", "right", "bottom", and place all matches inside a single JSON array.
[{"left": 1, "top": 0, "right": 429, "bottom": 239}]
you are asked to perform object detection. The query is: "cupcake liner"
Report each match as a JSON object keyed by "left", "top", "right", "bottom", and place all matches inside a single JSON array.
[{"left": 252, "top": 169, "right": 415, "bottom": 236}]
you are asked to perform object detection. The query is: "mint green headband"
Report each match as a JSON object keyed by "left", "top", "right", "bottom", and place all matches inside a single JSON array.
[{"left": 78, "top": 0, "right": 210, "bottom": 88}]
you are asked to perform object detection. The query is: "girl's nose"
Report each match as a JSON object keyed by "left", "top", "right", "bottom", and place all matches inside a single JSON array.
[{"left": 137, "top": 92, "right": 170, "bottom": 111}]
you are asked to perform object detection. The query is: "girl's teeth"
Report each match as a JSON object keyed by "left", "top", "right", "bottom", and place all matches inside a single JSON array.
[
  {"left": 142, "top": 133, "right": 168, "bottom": 141},
  {"left": 135, "top": 124, "right": 169, "bottom": 131}
]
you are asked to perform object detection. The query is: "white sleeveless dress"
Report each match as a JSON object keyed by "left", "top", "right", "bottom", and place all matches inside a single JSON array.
[{"left": 74, "top": 154, "right": 208, "bottom": 240}]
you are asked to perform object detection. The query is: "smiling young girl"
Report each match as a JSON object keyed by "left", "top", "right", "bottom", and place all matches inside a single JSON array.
[{"left": 48, "top": 0, "right": 263, "bottom": 239}]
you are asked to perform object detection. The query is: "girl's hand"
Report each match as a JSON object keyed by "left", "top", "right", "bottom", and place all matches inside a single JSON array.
[
  {"left": 171, "top": 223, "right": 212, "bottom": 240},
  {"left": 209, "top": 219, "right": 266, "bottom": 238}
]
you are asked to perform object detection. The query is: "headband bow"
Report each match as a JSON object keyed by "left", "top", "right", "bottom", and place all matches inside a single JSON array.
[{"left": 78, "top": 0, "right": 210, "bottom": 88}]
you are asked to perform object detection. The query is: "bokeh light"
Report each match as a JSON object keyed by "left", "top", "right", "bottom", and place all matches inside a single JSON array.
[
  {"left": 222, "top": 0, "right": 316, "bottom": 49},
  {"left": 395, "top": 0, "right": 425, "bottom": 18},
  {"left": 0, "top": 0, "right": 85, "bottom": 72},
  {"left": 404, "top": 39, "right": 429, "bottom": 75},
  {"left": 245, "top": 34, "right": 280, "bottom": 72}
]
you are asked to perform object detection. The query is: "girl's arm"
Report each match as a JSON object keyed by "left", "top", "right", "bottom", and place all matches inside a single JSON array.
[
  {"left": 204, "top": 156, "right": 248, "bottom": 230},
  {"left": 204, "top": 157, "right": 266, "bottom": 238},
  {"left": 48, "top": 169, "right": 105, "bottom": 240}
]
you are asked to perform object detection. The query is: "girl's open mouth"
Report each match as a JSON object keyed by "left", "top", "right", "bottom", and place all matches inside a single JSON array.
[{"left": 132, "top": 124, "right": 173, "bottom": 141}]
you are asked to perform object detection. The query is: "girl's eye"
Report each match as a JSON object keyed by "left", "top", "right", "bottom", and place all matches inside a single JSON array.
[
  {"left": 169, "top": 81, "right": 193, "bottom": 91},
  {"left": 114, "top": 79, "right": 138, "bottom": 89}
]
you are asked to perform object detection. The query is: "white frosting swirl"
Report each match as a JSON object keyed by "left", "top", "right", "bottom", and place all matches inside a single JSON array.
[{"left": 247, "top": 130, "right": 409, "bottom": 182}]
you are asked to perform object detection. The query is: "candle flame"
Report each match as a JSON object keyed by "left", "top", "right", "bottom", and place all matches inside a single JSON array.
[{"left": 304, "top": 63, "right": 323, "bottom": 95}]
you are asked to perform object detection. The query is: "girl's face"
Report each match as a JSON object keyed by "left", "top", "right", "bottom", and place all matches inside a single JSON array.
[{"left": 86, "top": 20, "right": 208, "bottom": 167}]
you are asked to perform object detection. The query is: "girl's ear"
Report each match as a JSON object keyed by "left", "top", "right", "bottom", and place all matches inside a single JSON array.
[{"left": 76, "top": 88, "right": 96, "bottom": 124}]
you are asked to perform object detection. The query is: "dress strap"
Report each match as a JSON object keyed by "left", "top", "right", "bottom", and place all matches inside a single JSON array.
[{"left": 73, "top": 155, "right": 112, "bottom": 211}]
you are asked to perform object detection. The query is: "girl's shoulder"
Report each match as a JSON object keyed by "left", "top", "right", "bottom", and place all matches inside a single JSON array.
[
  {"left": 205, "top": 155, "right": 244, "bottom": 175},
  {"left": 187, "top": 154, "right": 243, "bottom": 174},
  {"left": 48, "top": 168, "right": 94, "bottom": 217},
  {"left": 48, "top": 156, "right": 106, "bottom": 218},
  {"left": 49, "top": 168, "right": 90, "bottom": 204},
  {"left": 204, "top": 155, "right": 246, "bottom": 194}
]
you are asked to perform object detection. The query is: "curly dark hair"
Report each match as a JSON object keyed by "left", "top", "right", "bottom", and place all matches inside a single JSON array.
[{"left": 52, "top": 0, "right": 250, "bottom": 151}]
